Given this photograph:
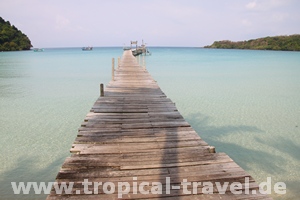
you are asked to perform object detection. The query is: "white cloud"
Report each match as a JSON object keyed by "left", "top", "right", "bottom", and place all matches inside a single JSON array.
[
  {"left": 246, "top": 1, "right": 257, "bottom": 9},
  {"left": 245, "top": 0, "right": 293, "bottom": 11}
]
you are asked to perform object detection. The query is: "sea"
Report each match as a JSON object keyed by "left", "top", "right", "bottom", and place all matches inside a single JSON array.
[{"left": 0, "top": 47, "right": 299, "bottom": 199}]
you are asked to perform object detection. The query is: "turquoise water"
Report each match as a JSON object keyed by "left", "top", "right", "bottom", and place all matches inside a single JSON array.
[{"left": 0, "top": 47, "right": 299, "bottom": 199}]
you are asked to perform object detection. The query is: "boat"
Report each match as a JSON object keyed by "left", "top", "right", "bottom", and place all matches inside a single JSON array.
[
  {"left": 125, "top": 40, "right": 151, "bottom": 56},
  {"left": 33, "top": 48, "right": 44, "bottom": 52},
  {"left": 82, "top": 47, "right": 93, "bottom": 51}
]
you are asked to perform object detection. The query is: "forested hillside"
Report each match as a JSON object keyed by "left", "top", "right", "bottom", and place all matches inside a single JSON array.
[
  {"left": 204, "top": 35, "right": 300, "bottom": 51},
  {"left": 0, "top": 17, "right": 32, "bottom": 51}
]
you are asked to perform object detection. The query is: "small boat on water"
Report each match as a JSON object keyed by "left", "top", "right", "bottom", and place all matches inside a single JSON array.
[
  {"left": 124, "top": 40, "right": 151, "bottom": 56},
  {"left": 82, "top": 47, "right": 93, "bottom": 51},
  {"left": 33, "top": 48, "right": 44, "bottom": 52}
]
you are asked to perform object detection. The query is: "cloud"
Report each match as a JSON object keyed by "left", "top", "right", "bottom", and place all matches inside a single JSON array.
[
  {"left": 245, "top": 0, "right": 293, "bottom": 11},
  {"left": 246, "top": 1, "right": 257, "bottom": 9}
]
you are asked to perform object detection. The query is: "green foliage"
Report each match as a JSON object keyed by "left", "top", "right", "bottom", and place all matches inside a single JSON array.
[
  {"left": 0, "top": 16, "right": 32, "bottom": 51},
  {"left": 204, "top": 35, "right": 300, "bottom": 51}
]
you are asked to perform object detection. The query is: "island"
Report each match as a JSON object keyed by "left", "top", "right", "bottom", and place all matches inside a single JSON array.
[
  {"left": 0, "top": 17, "right": 32, "bottom": 51},
  {"left": 204, "top": 34, "right": 300, "bottom": 51}
]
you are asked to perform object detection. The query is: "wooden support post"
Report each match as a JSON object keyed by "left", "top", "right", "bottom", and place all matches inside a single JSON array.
[
  {"left": 209, "top": 146, "right": 216, "bottom": 153},
  {"left": 112, "top": 58, "right": 115, "bottom": 81},
  {"left": 118, "top": 57, "right": 120, "bottom": 68},
  {"left": 100, "top": 83, "right": 104, "bottom": 97}
]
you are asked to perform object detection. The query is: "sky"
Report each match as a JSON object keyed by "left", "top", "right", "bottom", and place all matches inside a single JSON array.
[{"left": 1, "top": 0, "right": 300, "bottom": 48}]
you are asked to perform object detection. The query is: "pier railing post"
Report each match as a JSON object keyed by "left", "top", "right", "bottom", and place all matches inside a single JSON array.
[
  {"left": 100, "top": 83, "right": 104, "bottom": 97},
  {"left": 209, "top": 146, "right": 216, "bottom": 153},
  {"left": 118, "top": 57, "right": 120, "bottom": 69},
  {"left": 112, "top": 58, "right": 115, "bottom": 81}
]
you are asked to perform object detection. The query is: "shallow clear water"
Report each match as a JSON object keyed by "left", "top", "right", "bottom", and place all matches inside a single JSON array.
[{"left": 0, "top": 47, "right": 299, "bottom": 199}]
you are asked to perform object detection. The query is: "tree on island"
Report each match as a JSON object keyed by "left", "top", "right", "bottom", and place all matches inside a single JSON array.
[{"left": 0, "top": 17, "right": 32, "bottom": 51}]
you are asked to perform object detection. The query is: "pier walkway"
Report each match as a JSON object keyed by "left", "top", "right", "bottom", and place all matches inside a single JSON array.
[{"left": 47, "top": 51, "right": 272, "bottom": 199}]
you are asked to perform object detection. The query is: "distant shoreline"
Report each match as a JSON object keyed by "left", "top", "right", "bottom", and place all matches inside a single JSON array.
[
  {"left": 204, "top": 34, "right": 300, "bottom": 51},
  {"left": 3, "top": 45, "right": 300, "bottom": 52}
]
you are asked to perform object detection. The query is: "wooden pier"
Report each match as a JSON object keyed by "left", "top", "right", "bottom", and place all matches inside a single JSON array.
[{"left": 47, "top": 51, "right": 272, "bottom": 199}]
